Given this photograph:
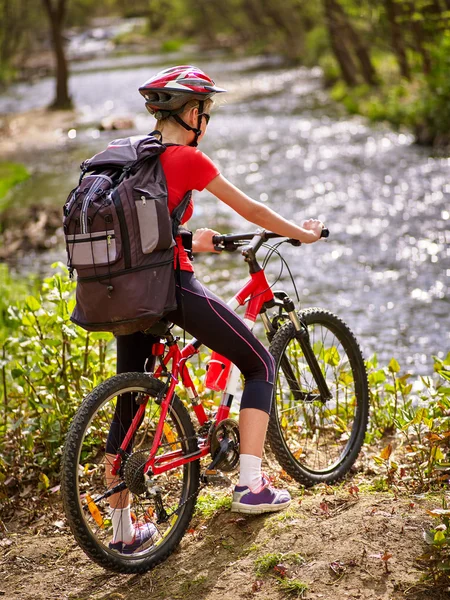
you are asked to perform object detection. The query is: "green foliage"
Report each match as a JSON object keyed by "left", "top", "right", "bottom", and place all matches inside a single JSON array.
[
  {"left": 255, "top": 552, "right": 307, "bottom": 597},
  {"left": 0, "top": 265, "right": 115, "bottom": 489},
  {"left": 255, "top": 551, "right": 304, "bottom": 576},
  {"left": 367, "top": 352, "right": 450, "bottom": 492},
  {"left": 330, "top": 32, "right": 450, "bottom": 143},
  {"left": 278, "top": 578, "right": 308, "bottom": 598},
  {"left": 255, "top": 552, "right": 284, "bottom": 575},
  {"left": 304, "top": 26, "right": 330, "bottom": 67},
  {"left": 0, "top": 162, "right": 29, "bottom": 207},
  {"left": 160, "top": 38, "right": 186, "bottom": 53},
  {"left": 420, "top": 499, "right": 450, "bottom": 585},
  {"left": 194, "top": 491, "right": 231, "bottom": 517}
]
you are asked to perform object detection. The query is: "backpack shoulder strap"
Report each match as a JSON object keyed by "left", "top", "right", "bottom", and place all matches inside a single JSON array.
[{"left": 171, "top": 191, "right": 192, "bottom": 237}]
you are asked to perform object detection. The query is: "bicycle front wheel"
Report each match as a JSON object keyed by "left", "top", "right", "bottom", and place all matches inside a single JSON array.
[
  {"left": 61, "top": 372, "right": 200, "bottom": 574},
  {"left": 268, "top": 308, "right": 369, "bottom": 486}
]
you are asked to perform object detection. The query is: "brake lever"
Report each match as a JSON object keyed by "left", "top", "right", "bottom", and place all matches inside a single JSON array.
[{"left": 213, "top": 242, "right": 238, "bottom": 253}]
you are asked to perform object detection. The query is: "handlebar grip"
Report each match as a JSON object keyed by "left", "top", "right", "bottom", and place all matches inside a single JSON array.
[{"left": 321, "top": 228, "right": 329, "bottom": 238}]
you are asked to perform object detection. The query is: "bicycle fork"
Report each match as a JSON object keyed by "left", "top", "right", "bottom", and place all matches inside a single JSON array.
[{"left": 260, "top": 293, "right": 332, "bottom": 403}]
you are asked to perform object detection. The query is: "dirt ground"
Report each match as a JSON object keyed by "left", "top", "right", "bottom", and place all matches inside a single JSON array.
[{"left": 0, "top": 489, "right": 445, "bottom": 600}]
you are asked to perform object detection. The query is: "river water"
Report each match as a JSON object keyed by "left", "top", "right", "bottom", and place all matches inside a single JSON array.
[{"left": 0, "top": 51, "right": 448, "bottom": 374}]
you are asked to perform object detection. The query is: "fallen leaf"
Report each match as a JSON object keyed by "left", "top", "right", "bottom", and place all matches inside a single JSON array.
[
  {"left": 329, "top": 560, "right": 346, "bottom": 575},
  {"left": 348, "top": 485, "right": 359, "bottom": 497},
  {"left": 273, "top": 564, "right": 288, "bottom": 578},
  {"left": 380, "top": 444, "right": 393, "bottom": 460}
]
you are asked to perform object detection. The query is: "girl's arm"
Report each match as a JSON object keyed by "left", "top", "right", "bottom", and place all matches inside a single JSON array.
[{"left": 206, "top": 174, "right": 323, "bottom": 244}]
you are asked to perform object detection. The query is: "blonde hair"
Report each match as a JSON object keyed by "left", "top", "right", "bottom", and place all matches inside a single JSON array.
[{"left": 157, "top": 97, "right": 214, "bottom": 133}]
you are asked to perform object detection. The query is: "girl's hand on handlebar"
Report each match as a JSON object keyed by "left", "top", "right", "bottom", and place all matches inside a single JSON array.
[
  {"left": 301, "top": 219, "right": 325, "bottom": 243},
  {"left": 192, "top": 228, "right": 222, "bottom": 253}
]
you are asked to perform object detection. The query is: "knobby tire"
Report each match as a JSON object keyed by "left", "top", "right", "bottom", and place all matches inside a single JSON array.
[
  {"left": 61, "top": 372, "right": 200, "bottom": 574},
  {"left": 268, "top": 308, "right": 369, "bottom": 486}
]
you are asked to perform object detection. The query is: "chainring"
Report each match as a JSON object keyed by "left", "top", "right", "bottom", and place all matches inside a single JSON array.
[
  {"left": 123, "top": 449, "right": 150, "bottom": 495},
  {"left": 209, "top": 418, "right": 240, "bottom": 472}
]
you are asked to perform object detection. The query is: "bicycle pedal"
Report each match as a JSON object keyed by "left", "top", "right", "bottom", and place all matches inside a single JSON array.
[{"left": 201, "top": 470, "right": 232, "bottom": 487}]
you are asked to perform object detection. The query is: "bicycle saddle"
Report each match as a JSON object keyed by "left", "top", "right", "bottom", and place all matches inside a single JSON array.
[{"left": 142, "top": 319, "right": 172, "bottom": 337}]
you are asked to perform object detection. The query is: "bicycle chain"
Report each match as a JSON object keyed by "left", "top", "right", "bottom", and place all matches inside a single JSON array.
[{"left": 161, "top": 481, "right": 207, "bottom": 522}]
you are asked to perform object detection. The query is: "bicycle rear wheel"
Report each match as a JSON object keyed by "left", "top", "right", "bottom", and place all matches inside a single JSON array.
[
  {"left": 61, "top": 372, "right": 200, "bottom": 574},
  {"left": 268, "top": 308, "right": 369, "bottom": 486}
]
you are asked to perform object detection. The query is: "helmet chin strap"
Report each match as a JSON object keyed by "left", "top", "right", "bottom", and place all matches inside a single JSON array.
[{"left": 172, "top": 100, "right": 204, "bottom": 147}]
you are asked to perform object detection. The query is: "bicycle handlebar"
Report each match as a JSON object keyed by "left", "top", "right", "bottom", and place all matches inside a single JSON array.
[{"left": 212, "top": 228, "right": 329, "bottom": 253}]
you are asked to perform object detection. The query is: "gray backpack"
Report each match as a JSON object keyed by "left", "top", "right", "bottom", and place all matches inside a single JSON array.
[{"left": 63, "top": 134, "right": 191, "bottom": 336}]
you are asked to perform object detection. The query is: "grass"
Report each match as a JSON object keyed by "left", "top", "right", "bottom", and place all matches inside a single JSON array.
[
  {"left": 255, "top": 552, "right": 284, "bottom": 575},
  {"left": 255, "top": 551, "right": 305, "bottom": 575},
  {"left": 194, "top": 491, "right": 232, "bottom": 518},
  {"left": 264, "top": 504, "right": 303, "bottom": 532},
  {"left": 0, "top": 162, "right": 29, "bottom": 212},
  {"left": 278, "top": 578, "right": 309, "bottom": 598},
  {"left": 180, "top": 574, "right": 208, "bottom": 594},
  {"left": 241, "top": 542, "right": 261, "bottom": 556}
]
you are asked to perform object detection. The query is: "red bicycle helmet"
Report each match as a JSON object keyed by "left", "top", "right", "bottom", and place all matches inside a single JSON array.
[
  {"left": 139, "top": 65, "right": 226, "bottom": 114},
  {"left": 139, "top": 66, "right": 226, "bottom": 146}
]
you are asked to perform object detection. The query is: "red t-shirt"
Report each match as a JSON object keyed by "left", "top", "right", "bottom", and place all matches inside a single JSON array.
[{"left": 159, "top": 146, "right": 220, "bottom": 271}]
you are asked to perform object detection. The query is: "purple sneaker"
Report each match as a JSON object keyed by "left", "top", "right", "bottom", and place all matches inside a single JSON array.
[
  {"left": 231, "top": 475, "right": 291, "bottom": 514},
  {"left": 109, "top": 522, "right": 158, "bottom": 554}
]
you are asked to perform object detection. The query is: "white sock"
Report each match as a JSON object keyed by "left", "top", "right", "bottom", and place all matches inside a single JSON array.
[
  {"left": 111, "top": 506, "right": 135, "bottom": 544},
  {"left": 238, "top": 454, "right": 262, "bottom": 490}
]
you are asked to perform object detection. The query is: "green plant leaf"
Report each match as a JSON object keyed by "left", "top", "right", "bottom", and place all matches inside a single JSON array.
[
  {"left": 434, "top": 530, "right": 446, "bottom": 543},
  {"left": 389, "top": 358, "right": 400, "bottom": 373},
  {"left": 25, "top": 296, "right": 41, "bottom": 312}
]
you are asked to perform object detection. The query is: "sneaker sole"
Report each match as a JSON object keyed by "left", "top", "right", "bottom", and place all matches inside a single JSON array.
[{"left": 231, "top": 499, "right": 291, "bottom": 514}]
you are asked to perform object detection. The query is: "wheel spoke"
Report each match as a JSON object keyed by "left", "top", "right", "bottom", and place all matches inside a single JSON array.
[
  {"left": 268, "top": 310, "right": 369, "bottom": 486},
  {"left": 61, "top": 374, "right": 200, "bottom": 573}
]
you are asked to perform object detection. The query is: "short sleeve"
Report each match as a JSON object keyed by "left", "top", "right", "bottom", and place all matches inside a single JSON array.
[{"left": 188, "top": 149, "right": 220, "bottom": 191}]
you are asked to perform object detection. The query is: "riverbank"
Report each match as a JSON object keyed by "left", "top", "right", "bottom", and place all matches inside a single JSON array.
[
  {"left": 0, "top": 108, "right": 79, "bottom": 261},
  {"left": 0, "top": 108, "right": 78, "bottom": 158}
]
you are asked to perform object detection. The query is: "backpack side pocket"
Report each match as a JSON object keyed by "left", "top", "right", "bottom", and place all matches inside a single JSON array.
[{"left": 134, "top": 187, "right": 174, "bottom": 253}]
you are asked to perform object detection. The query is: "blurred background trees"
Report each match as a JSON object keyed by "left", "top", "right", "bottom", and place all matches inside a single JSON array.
[{"left": 0, "top": 0, "right": 448, "bottom": 140}]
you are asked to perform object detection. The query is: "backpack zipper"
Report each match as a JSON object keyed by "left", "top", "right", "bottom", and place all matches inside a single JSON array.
[
  {"left": 77, "top": 257, "right": 173, "bottom": 282},
  {"left": 67, "top": 232, "right": 115, "bottom": 244}
]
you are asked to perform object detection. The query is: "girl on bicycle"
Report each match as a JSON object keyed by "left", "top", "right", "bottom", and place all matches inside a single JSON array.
[{"left": 108, "top": 65, "right": 324, "bottom": 554}]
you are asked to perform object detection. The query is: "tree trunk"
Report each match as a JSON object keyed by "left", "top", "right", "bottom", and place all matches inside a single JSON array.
[
  {"left": 385, "top": 0, "right": 411, "bottom": 79},
  {"left": 41, "top": 0, "right": 72, "bottom": 110},
  {"left": 323, "top": 0, "right": 359, "bottom": 86},
  {"left": 329, "top": 0, "right": 378, "bottom": 86}
]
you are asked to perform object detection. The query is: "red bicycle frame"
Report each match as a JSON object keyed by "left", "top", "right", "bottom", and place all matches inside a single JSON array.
[{"left": 110, "top": 265, "right": 275, "bottom": 478}]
